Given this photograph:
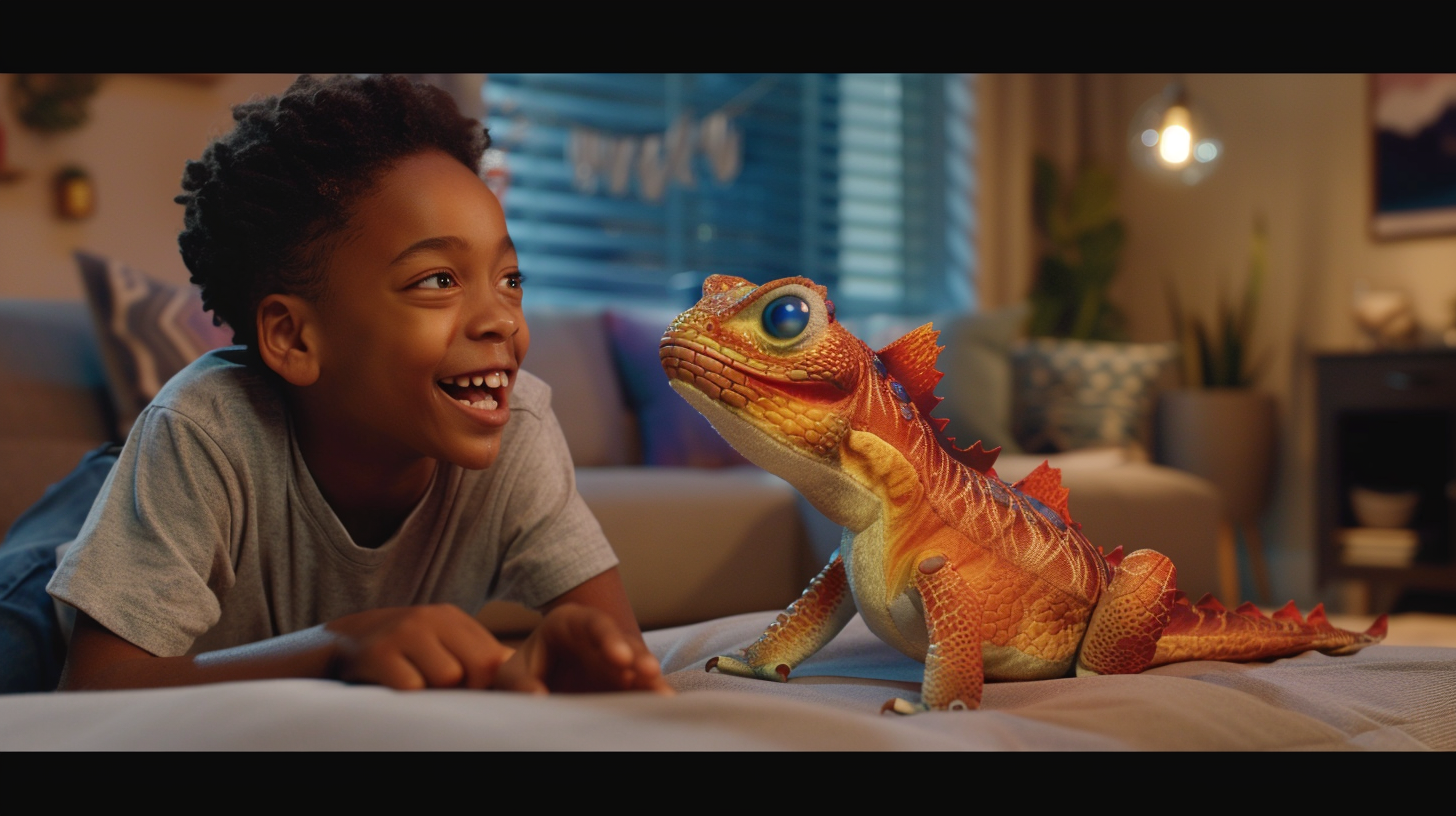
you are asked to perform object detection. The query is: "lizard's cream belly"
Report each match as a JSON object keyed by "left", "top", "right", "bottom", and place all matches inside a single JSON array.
[
  {"left": 849, "top": 521, "right": 1085, "bottom": 682},
  {"left": 879, "top": 589, "right": 1079, "bottom": 681}
]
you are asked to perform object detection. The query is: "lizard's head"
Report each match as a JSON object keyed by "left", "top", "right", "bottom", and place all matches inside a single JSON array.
[
  {"left": 661, "top": 275, "right": 1000, "bottom": 532},
  {"left": 660, "top": 274, "right": 864, "bottom": 472}
]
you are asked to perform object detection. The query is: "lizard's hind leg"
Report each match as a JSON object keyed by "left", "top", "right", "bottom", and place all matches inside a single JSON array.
[{"left": 1075, "top": 549, "right": 1178, "bottom": 677}]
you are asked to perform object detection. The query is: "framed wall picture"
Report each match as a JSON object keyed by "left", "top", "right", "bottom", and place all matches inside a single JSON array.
[{"left": 1371, "top": 73, "right": 1456, "bottom": 239}]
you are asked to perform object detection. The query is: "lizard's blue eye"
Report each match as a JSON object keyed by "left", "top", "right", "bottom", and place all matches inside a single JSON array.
[{"left": 762, "top": 295, "right": 811, "bottom": 340}]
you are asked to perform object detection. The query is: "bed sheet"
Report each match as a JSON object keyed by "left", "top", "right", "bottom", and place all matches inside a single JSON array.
[{"left": 1, "top": 611, "right": 1452, "bottom": 751}]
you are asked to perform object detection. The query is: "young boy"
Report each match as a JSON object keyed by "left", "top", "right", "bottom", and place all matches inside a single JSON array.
[{"left": 32, "top": 74, "right": 669, "bottom": 694}]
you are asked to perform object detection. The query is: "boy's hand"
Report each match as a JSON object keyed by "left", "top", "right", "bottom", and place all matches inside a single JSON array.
[
  {"left": 492, "top": 603, "right": 673, "bottom": 695},
  {"left": 326, "top": 604, "right": 513, "bottom": 690}
]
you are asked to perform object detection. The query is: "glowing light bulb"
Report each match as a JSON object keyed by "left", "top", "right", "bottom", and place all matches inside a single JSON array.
[
  {"left": 1128, "top": 80, "right": 1222, "bottom": 185},
  {"left": 1158, "top": 105, "right": 1192, "bottom": 166}
]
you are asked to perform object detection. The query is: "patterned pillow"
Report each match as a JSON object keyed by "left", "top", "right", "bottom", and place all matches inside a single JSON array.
[
  {"left": 1011, "top": 338, "right": 1175, "bottom": 454},
  {"left": 75, "top": 252, "right": 234, "bottom": 438},
  {"left": 603, "top": 308, "right": 749, "bottom": 469}
]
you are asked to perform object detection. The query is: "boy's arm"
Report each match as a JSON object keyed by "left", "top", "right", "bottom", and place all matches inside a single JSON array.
[{"left": 59, "top": 604, "right": 516, "bottom": 691}]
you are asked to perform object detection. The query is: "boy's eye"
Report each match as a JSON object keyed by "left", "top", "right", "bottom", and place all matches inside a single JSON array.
[
  {"left": 415, "top": 272, "right": 457, "bottom": 290},
  {"left": 505, "top": 272, "right": 525, "bottom": 290}
]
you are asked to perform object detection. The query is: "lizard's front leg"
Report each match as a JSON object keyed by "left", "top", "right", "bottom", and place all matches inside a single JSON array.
[
  {"left": 707, "top": 550, "right": 854, "bottom": 682},
  {"left": 882, "top": 553, "right": 986, "bottom": 714}
]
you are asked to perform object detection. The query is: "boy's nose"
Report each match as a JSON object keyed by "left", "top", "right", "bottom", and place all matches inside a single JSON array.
[{"left": 465, "top": 303, "right": 519, "bottom": 342}]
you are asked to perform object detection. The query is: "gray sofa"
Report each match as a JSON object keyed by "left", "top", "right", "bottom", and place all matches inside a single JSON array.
[{"left": 0, "top": 299, "right": 1224, "bottom": 635}]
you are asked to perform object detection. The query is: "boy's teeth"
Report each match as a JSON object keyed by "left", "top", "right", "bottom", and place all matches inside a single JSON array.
[{"left": 440, "top": 371, "right": 511, "bottom": 388}]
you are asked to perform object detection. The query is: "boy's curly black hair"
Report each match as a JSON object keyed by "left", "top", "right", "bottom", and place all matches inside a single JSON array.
[{"left": 176, "top": 74, "right": 489, "bottom": 354}]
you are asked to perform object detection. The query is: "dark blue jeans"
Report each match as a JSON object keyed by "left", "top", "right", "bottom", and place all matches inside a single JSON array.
[{"left": 0, "top": 444, "right": 120, "bottom": 693}]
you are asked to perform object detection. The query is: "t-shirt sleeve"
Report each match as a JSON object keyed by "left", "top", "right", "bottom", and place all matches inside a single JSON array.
[
  {"left": 47, "top": 405, "right": 239, "bottom": 657},
  {"left": 487, "top": 397, "right": 619, "bottom": 611}
]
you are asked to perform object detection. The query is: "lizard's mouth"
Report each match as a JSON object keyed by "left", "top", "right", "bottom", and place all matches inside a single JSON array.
[
  {"left": 437, "top": 370, "right": 512, "bottom": 411},
  {"left": 660, "top": 336, "right": 848, "bottom": 457}
]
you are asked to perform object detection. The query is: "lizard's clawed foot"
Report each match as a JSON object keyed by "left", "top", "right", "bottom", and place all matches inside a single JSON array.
[
  {"left": 880, "top": 696, "right": 973, "bottom": 715},
  {"left": 705, "top": 654, "right": 791, "bottom": 682}
]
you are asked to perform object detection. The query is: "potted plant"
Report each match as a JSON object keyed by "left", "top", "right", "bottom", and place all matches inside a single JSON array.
[
  {"left": 1027, "top": 155, "right": 1127, "bottom": 341},
  {"left": 1158, "top": 217, "right": 1276, "bottom": 603}
]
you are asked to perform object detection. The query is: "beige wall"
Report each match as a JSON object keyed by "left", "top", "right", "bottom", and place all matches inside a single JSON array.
[
  {"left": 1111, "top": 74, "right": 1456, "bottom": 608},
  {"left": 0, "top": 74, "right": 297, "bottom": 300}
]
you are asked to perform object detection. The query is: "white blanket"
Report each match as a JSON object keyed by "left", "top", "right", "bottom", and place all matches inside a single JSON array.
[{"left": 3, "top": 611, "right": 1452, "bottom": 751}]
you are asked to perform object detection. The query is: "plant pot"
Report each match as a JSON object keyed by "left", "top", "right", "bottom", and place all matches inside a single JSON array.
[
  {"left": 1156, "top": 388, "right": 1278, "bottom": 603},
  {"left": 1156, "top": 388, "right": 1277, "bottom": 524}
]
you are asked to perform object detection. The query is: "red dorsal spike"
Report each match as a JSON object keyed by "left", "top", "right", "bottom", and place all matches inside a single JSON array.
[
  {"left": 946, "top": 439, "right": 1001, "bottom": 475},
  {"left": 1272, "top": 601, "right": 1303, "bottom": 622},
  {"left": 1307, "top": 603, "right": 1329, "bottom": 627},
  {"left": 1194, "top": 594, "right": 1226, "bottom": 613},
  {"left": 930, "top": 416, "right": 950, "bottom": 434},
  {"left": 1173, "top": 590, "right": 1191, "bottom": 606},
  {"left": 1234, "top": 601, "right": 1266, "bottom": 619},
  {"left": 1103, "top": 545, "right": 1125, "bottom": 569},
  {"left": 877, "top": 325, "right": 944, "bottom": 418},
  {"left": 1365, "top": 614, "right": 1389, "bottom": 640},
  {"left": 1013, "top": 461, "right": 1074, "bottom": 527}
]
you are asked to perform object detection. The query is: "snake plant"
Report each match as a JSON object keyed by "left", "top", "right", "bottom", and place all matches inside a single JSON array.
[{"left": 1167, "top": 218, "right": 1268, "bottom": 388}]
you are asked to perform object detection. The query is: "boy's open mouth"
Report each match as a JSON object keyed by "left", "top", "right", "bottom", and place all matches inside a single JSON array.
[{"left": 437, "top": 370, "right": 511, "bottom": 410}]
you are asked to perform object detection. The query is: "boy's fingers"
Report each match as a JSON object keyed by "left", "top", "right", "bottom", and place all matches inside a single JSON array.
[
  {"left": 562, "top": 605, "right": 634, "bottom": 668},
  {"left": 491, "top": 646, "right": 548, "bottom": 694},
  {"left": 397, "top": 636, "right": 468, "bottom": 688},
  {"left": 351, "top": 651, "right": 427, "bottom": 690},
  {"left": 433, "top": 623, "right": 511, "bottom": 690},
  {"left": 630, "top": 650, "right": 674, "bottom": 694}
]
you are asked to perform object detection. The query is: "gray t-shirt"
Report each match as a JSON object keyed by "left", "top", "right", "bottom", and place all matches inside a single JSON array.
[{"left": 48, "top": 348, "right": 618, "bottom": 658}]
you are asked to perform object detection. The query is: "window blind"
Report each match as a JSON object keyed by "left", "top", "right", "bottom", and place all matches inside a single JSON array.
[{"left": 483, "top": 73, "right": 974, "bottom": 316}]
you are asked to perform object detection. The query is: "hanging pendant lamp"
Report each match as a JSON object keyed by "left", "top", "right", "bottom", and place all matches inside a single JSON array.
[{"left": 1128, "top": 79, "right": 1222, "bottom": 185}]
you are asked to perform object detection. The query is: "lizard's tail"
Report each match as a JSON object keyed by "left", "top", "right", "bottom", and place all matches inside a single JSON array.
[{"left": 1149, "top": 592, "right": 1388, "bottom": 668}]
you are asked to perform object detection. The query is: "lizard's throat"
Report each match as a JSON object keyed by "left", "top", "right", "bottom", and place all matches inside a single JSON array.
[{"left": 669, "top": 380, "right": 877, "bottom": 532}]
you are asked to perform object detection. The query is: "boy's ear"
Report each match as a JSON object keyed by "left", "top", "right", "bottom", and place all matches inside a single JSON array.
[{"left": 256, "top": 294, "right": 321, "bottom": 387}]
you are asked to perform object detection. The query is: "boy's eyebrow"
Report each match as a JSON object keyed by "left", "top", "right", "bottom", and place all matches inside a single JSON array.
[
  {"left": 389, "top": 236, "right": 467, "bottom": 266},
  {"left": 389, "top": 235, "right": 516, "bottom": 266}
]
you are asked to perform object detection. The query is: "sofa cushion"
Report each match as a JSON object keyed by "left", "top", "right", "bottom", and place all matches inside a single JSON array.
[
  {"left": 1011, "top": 338, "right": 1175, "bottom": 454},
  {"left": 520, "top": 308, "right": 637, "bottom": 467},
  {"left": 0, "top": 299, "right": 114, "bottom": 445},
  {"left": 604, "top": 308, "right": 748, "bottom": 468},
  {"left": 933, "top": 304, "right": 1028, "bottom": 454},
  {"left": 574, "top": 466, "right": 815, "bottom": 629},
  {"left": 75, "top": 252, "right": 231, "bottom": 438}
]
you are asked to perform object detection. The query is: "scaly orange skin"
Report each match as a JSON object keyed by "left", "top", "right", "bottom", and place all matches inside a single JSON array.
[{"left": 661, "top": 274, "right": 1386, "bottom": 712}]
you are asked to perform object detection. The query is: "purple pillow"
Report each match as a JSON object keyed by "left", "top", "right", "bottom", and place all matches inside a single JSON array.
[{"left": 603, "top": 309, "right": 749, "bottom": 468}]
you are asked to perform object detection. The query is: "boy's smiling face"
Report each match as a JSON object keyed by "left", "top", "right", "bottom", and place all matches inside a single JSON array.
[{"left": 298, "top": 149, "right": 529, "bottom": 473}]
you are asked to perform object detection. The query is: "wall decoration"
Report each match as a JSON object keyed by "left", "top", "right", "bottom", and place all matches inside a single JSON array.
[
  {"left": 563, "top": 77, "right": 773, "bottom": 203},
  {"left": 10, "top": 74, "right": 101, "bottom": 134},
  {"left": 0, "top": 120, "right": 22, "bottom": 183},
  {"left": 1371, "top": 73, "right": 1456, "bottom": 239},
  {"left": 54, "top": 166, "right": 95, "bottom": 220}
]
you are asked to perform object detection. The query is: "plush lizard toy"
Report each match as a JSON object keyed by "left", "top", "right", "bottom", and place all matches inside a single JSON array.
[{"left": 660, "top": 274, "right": 1387, "bottom": 714}]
